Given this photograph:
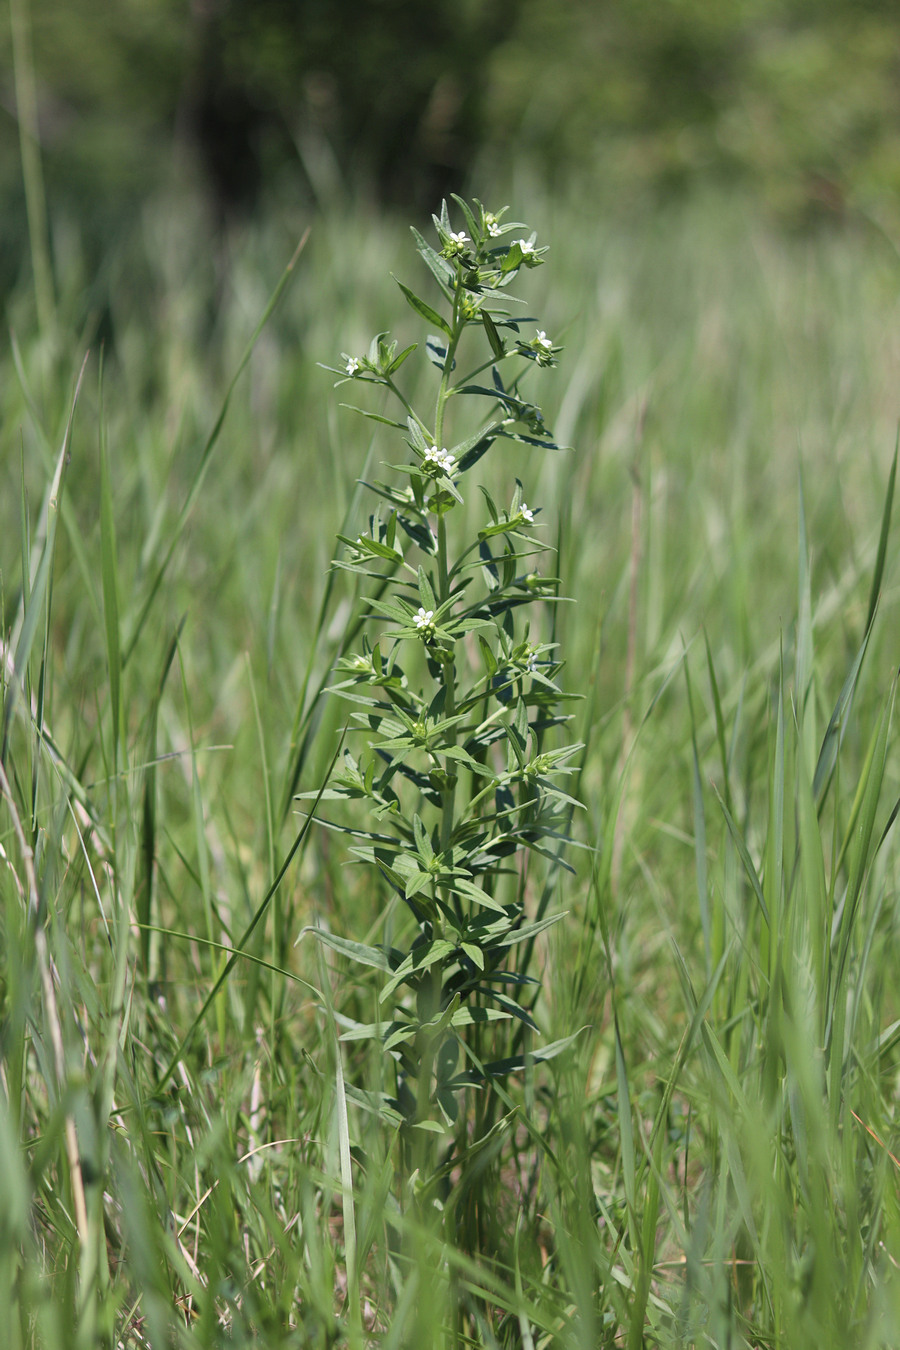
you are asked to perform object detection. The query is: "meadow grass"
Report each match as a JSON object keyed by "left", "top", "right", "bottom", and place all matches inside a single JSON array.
[{"left": 1, "top": 183, "right": 900, "bottom": 1347}]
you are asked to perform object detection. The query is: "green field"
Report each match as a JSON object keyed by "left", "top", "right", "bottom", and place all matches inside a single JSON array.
[{"left": 2, "top": 183, "right": 900, "bottom": 1347}]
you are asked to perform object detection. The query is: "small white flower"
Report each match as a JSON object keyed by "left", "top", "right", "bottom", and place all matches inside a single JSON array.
[
  {"left": 518, "top": 240, "right": 535, "bottom": 256},
  {"left": 520, "top": 502, "right": 535, "bottom": 524},
  {"left": 345, "top": 356, "right": 360, "bottom": 375},
  {"left": 486, "top": 217, "right": 502, "bottom": 237},
  {"left": 414, "top": 607, "right": 435, "bottom": 630},
  {"left": 525, "top": 655, "right": 539, "bottom": 674},
  {"left": 449, "top": 230, "right": 468, "bottom": 246},
  {"left": 535, "top": 330, "right": 552, "bottom": 350},
  {"left": 424, "top": 445, "right": 457, "bottom": 475}
]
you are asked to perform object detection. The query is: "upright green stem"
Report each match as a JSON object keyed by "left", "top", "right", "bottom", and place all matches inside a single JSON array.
[
  {"left": 434, "top": 279, "right": 463, "bottom": 449},
  {"left": 435, "top": 280, "right": 464, "bottom": 858}
]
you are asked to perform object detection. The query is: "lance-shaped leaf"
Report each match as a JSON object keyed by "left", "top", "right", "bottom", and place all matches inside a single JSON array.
[
  {"left": 380, "top": 939, "right": 457, "bottom": 1002},
  {"left": 394, "top": 278, "right": 451, "bottom": 337}
]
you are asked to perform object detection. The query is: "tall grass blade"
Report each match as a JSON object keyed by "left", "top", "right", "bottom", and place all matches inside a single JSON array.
[
  {"left": 712, "top": 782, "right": 770, "bottom": 929},
  {"left": 156, "top": 728, "right": 342, "bottom": 1090},
  {"left": 864, "top": 434, "right": 897, "bottom": 637},
  {"left": 136, "top": 617, "right": 184, "bottom": 976},
  {"left": 684, "top": 654, "right": 711, "bottom": 977},
  {"left": 122, "top": 230, "right": 310, "bottom": 666},
  {"left": 2, "top": 355, "right": 87, "bottom": 767},
  {"left": 98, "top": 356, "right": 122, "bottom": 767}
]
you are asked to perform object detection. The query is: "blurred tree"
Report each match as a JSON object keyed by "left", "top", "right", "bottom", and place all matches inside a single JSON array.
[
  {"left": 0, "top": 0, "right": 521, "bottom": 298},
  {"left": 484, "top": 0, "right": 900, "bottom": 222},
  {"left": 182, "top": 0, "right": 521, "bottom": 216},
  {"left": 1, "top": 0, "right": 900, "bottom": 276}
]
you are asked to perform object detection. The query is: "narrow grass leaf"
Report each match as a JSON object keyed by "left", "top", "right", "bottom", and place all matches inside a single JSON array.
[
  {"left": 394, "top": 278, "right": 452, "bottom": 337},
  {"left": 123, "top": 230, "right": 310, "bottom": 665},
  {"left": 333, "top": 1039, "right": 360, "bottom": 1338},
  {"left": 98, "top": 356, "right": 121, "bottom": 767},
  {"left": 795, "top": 472, "right": 814, "bottom": 712},
  {"left": 829, "top": 678, "right": 896, "bottom": 1046},
  {"left": 156, "top": 728, "right": 341, "bottom": 1090},
  {"left": 2, "top": 356, "right": 86, "bottom": 763},
  {"left": 864, "top": 433, "right": 897, "bottom": 637},
  {"left": 615, "top": 1011, "right": 637, "bottom": 1240},
  {"left": 683, "top": 654, "right": 710, "bottom": 976},
  {"left": 711, "top": 782, "right": 770, "bottom": 928},
  {"left": 704, "top": 629, "right": 733, "bottom": 816},
  {"left": 813, "top": 625, "right": 871, "bottom": 806}
]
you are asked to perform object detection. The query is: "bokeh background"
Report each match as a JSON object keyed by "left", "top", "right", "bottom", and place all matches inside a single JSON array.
[{"left": 3, "top": 0, "right": 900, "bottom": 305}]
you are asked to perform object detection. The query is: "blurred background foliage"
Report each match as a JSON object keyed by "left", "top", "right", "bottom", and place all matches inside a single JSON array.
[{"left": 2, "top": 0, "right": 900, "bottom": 306}]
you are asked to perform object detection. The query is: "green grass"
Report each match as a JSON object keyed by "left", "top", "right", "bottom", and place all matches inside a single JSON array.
[{"left": 2, "top": 182, "right": 900, "bottom": 1347}]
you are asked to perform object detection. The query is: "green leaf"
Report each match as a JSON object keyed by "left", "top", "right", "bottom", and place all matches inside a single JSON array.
[
  {"left": 380, "top": 939, "right": 456, "bottom": 1001},
  {"left": 451, "top": 420, "right": 505, "bottom": 461},
  {"left": 479, "top": 636, "right": 498, "bottom": 678},
  {"left": 460, "top": 942, "right": 485, "bottom": 970},
  {"left": 704, "top": 629, "right": 732, "bottom": 816},
  {"left": 417, "top": 565, "right": 437, "bottom": 612},
  {"left": 2, "top": 354, "right": 85, "bottom": 762},
  {"left": 386, "top": 342, "right": 417, "bottom": 375},
  {"left": 865, "top": 432, "right": 897, "bottom": 635},
  {"left": 451, "top": 1005, "right": 508, "bottom": 1026},
  {"left": 404, "top": 869, "right": 433, "bottom": 900},
  {"left": 406, "top": 416, "right": 430, "bottom": 452},
  {"left": 339, "top": 1019, "right": 392, "bottom": 1042},
  {"left": 411, "top": 226, "right": 454, "bottom": 294},
  {"left": 343, "top": 1085, "right": 405, "bottom": 1127},
  {"left": 683, "top": 656, "right": 710, "bottom": 977},
  {"left": 339, "top": 533, "right": 403, "bottom": 563},
  {"left": 711, "top": 782, "right": 770, "bottom": 928},
  {"left": 482, "top": 310, "right": 505, "bottom": 359},
  {"left": 426, "top": 334, "right": 450, "bottom": 369},
  {"left": 812, "top": 625, "right": 871, "bottom": 805},
  {"left": 447, "top": 877, "right": 507, "bottom": 913},
  {"left": 481, "top": 1030, "right": 584, "bottom": 1077},
  {"left": 123, "top": 230, "right": 310, "bottom": 666},
  {"left": 301, "top": 928, "right": 394, "bottom": 972},
  {"left": 412, "top": 812, "right": 434, "bottom": 862},
  {"left": 497, "top": 912, "right": 566, "bottom": 947},
  {"left": 364, "top": 598, "right": 417, "bottom": 625},
  {"left": 450, "top": 193, "right": 478, "bottom": 240},
  {"left": 394, "top": 278, "right": 451, "bottom": 337},
  {"left": 829, "top": 679, "right": 896, "bottom": 1042},
  {"left": 98, "top": 360, "right": 121, "bottom": 764},
  {"left": 339, "top": 404, "right": 406, "bottom": 430},
  {"left": 478, "top": 520, "right": 520, "bottom": 541}
]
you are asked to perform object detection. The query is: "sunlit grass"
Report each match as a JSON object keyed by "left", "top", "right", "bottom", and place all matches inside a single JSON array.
[{"left": 1, "top": 183, "right": 900, "bottom": 1347}]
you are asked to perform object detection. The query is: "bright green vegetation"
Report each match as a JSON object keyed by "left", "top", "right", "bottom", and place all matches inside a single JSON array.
[{"left": 2, "top": 185, "right": 900, "bottom": 1347}]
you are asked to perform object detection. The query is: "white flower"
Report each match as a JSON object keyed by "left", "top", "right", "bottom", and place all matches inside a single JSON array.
[
  {"left": 525, "top": 655, "right": 539, "bottom": 674},
  {"left": 485, "top": 215, "right": 502, "bottom": 237},
  {"left": 414, "top": 607, "right": 435, "bottom": 630},
  {"left": 345, "top": 356, "right": 360, "bottom": 375},
  {"left": 424, "top": 445, "right": 457, "bottom": 475},
  {"left": 518, "top": 240, "right": 535, "bottom": 256},
  {"left": 449, "top": 230, "right": 468, "bottom": 246},
  {"left": 535, "top": 330, "right": 552, "bottom": 350},
  {"left": 520, "top": 502, "right": 535, "bottom": 523}
]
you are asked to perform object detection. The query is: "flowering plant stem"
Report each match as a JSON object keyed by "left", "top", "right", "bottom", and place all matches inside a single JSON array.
[{"left": 309, "top": 196, "right": 580, "bottom": 1240}]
